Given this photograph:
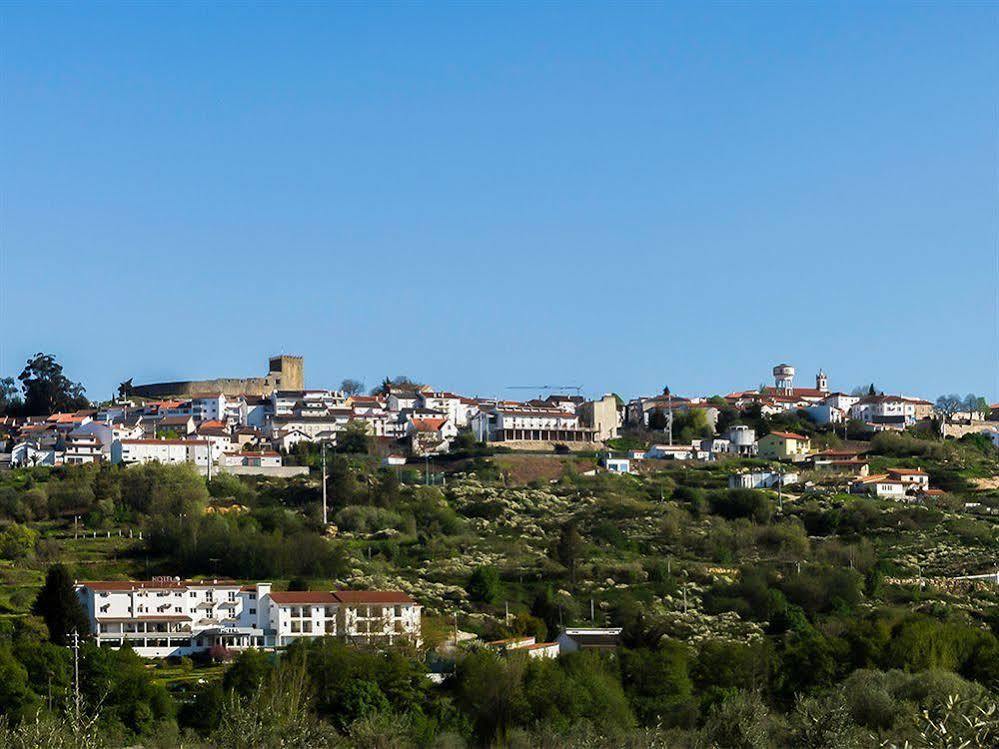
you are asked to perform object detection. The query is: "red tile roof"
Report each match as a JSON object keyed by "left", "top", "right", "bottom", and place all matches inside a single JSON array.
[
  {"left": 268, "top": 592, "right": 339, "bottom": 604},
  {"left": 411, "top": 417, "right": 447, "bottom": 432},
  {"left": 80, "top": 579, "right": 239, "bottom": 591},
  {"left": 766, "top": 431, "right": 808, "bottom": 441},
  {"left": 333, "top": 590, "right": 415, "bottom": 605}
]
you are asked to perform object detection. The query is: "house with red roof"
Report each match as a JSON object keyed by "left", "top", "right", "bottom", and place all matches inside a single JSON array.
[
  {"left": 75, "top": 579, "right": 422, "bottom": 657},
  {"left": 757, "top": 430, "right": 811, "bottom": 462}
]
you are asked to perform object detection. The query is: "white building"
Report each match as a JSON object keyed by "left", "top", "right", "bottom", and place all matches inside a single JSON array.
[
  {"left": 555, "top": 627, "right": 622, "bottom": 654},
  {"left": 63, "top": 432, "right": 106, "bottom": 465},
  {"left": 417, "top": 391, "right": 473, "bottom": 427},
  {"left": 850, "top": 395, "right": 921, "bottom": 427},
  {"left": 486, "top": 635, "right": 559, "bottom": 659},
  {"left": 646, "top": 443, "right": 707, "bottom": 461},
  {"left": 77, "top": 579, "right": 273, "bottom": 657},
  {"left": 728, "top": 470, "right": 799, "bottom": 490},
  {"left": 272, "top": 390, "right": 347, "bottom": 418},
  {"left": 601, "top": 455, "right": 631, "bottom": 474},
  {"left": 471, "top": 406, "right": 596, "bottom": 443},
  {"left": 113, "top": 439, "right": 213, "bottom": 466},
  {"left": 267, "top": 590, "right": 421, "bottom": 647},
  {"left": 76, "top": 580, "right": 421, "bottom": 657},
  {"left": 850, "top": 468, "right": 931, "bottom": 499},
  {"left": 725, "top": 425, "right": 757, "bottom": 456},
  {"left": 189, "top": 393, "right": 228, "bottom": 423},
  {"left": 821, "top": 392, "right": 860, "bottom": 413},
  {"left": 10, "top": 440, "right": 58, "bottom": 467},
  {"left": 220, "top": 451, "right": 283, "bottom": 468}
]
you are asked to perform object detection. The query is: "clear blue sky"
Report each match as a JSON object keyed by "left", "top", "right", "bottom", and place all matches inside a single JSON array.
[{"left": 2, "top": 2, "right": 997, "bottom": 403}]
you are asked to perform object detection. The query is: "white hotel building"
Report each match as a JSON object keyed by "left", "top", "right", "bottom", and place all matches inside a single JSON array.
[
  {"left": 76, "top": 579, "right": 421, "bottom": 657},
  {"left": 471, "top": 405, "right": 596, "bottom": 443}
]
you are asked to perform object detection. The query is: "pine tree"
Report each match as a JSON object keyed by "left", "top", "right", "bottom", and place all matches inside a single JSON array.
[{"left": 33, "top": 564, "right": 90, "bottom": 645}]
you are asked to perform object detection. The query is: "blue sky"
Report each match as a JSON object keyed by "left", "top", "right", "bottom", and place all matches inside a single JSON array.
[{"left": 2, "top": 3, "right": 996, "bottom": 402}]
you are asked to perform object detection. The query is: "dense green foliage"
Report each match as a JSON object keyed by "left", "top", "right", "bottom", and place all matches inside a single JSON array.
[{"left": 0, "top": 426, "right": 996, "bottom": 746}]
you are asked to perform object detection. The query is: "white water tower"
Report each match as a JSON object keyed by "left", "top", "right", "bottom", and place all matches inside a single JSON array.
[{"left": 773, "top": 363, "right": 795, "bottom": 394}]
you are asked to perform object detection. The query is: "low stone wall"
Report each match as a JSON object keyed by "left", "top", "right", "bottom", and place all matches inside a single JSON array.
[
  {"left": 942, "top": 422, "right": 998, "bottom": 439},
  {"left": 132, "top": 376, "right": 275, "bottom": 398},
  {"left": 196, "top": 465, "right": 310, "bottom": 478},
  {"left": 493, "top": 440, "right": 602, "bottom": 453}
]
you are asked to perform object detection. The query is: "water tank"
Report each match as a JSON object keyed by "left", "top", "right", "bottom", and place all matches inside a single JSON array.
[{"left": 772, "top": 363, "right": 795, "bottom": 379}]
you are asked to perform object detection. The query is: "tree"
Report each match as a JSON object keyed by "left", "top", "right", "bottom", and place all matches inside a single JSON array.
[
  {"left": 620, "top": 643, "right": 693, "bottom": 726},
  {"left": 467, "top": 566, "right": 502, "bottom": 605},
  {"left": 117, "top": 378, "right": 133, "bottom": 400},
  {"left": 32, "top": 564, "right": 91, "bottom": 646},
  {"left": 935, "top": 393, "right": 964, "bottom": 418},
  {"left": 962, "top": 393, "right": 989, "bottom": 418},
  {"left": 338, "top": 421, "right": 371, "bottom": 454},
  {"left": 17, "top": 353, "right": 88, "bottom": 415},
  {"left": 371, "top": 376, "right": 420, "bottom": 396},
  {"left": 0, "top": 376, "right": 23, "bottom": 416},
  {"left": 340, "top": 379, "right": 365, "bottom": 397},
  {"left": 556, "top": 521, "right": 584, "bottom": 585},
  {"left": 454, "top": 652, "right": 528, "bottom": 744},
  {"left": 223, "top": 649, "right": 274, "bottom": 698},
  {"left": 0, "top": 523, "right": 38, "bottom": 560}
]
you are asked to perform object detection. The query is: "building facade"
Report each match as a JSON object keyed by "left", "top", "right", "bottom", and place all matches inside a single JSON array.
[{"left": 76, "top": 579, "right": 421, "bottom": 657}]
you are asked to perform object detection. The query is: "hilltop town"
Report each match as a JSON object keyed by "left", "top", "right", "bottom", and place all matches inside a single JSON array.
[
  {"left": 3, "top": 354, "right": 995, "bottom": 482},
  {"left": 0, "top": 352, "right": 997, "bottom": 747}
]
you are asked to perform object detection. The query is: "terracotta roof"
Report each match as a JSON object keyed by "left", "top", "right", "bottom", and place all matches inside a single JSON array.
[
  {"left": 80, "top": 579, "right": 239, "bottom": 591},
  {"left": 268, "top": 592, "right": 339, "bottom": 604},
  {"left": 96, "top": 615, "right": 193, "bottom": 622},
  {"left": 120, "top": 439, "right": 210, "bottom": 446},
  {"left": 411, "top": 417, "right": 447, "bottom": 432},
  {"left": 334, "top": 590, "right": 415, "bottom": 604},
  {"left": 486, "top": 636, "right": 535, "bottom": 646},
  {"left": 887, "top": 467, "right": 927, "bottom": 476},
  {"left": 765, "top": 431, "right": 808, "bottom": 441},
  {"left": 760, "top": 386, "right": 827, "bottom": 399},
  {"left": 159, "top": 415, "right": 193, "bottom": 425}
]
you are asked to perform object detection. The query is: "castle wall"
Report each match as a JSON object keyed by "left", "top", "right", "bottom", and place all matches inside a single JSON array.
[
  {"left": 132, "top": 377, "right": 276, "bottom": 398},
  {"left": 132, "top": 355, "right": 304, "bottom": 399}
]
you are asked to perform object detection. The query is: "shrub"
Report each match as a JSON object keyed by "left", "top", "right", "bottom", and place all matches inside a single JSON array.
[
  {"left": 467, "top": 566, "right": 502, "bottom": 605},
  {"left": 333, "top": 505, "right": 407, "bottom": 534},
  {"left": 709, "top": 489, "right": 773, "bottom": 523}
]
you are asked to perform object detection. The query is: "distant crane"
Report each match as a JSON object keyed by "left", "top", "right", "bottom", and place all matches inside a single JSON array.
[{"left": 506, "top": 384, "right": 584, "bottom": 397}]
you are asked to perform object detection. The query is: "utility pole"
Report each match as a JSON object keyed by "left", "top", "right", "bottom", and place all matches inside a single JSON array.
[
  {"left": 321, "top": 441, "right": 328, "bottom": 526},
  {"left": 71, "top": 629, "right": 81, "bottom": 727},
  {"left": 425, "top": 455, "right": 430, "bottom": 486},
  {"left": 777, "top": 466, "right": 783, "bottom": 513}
]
